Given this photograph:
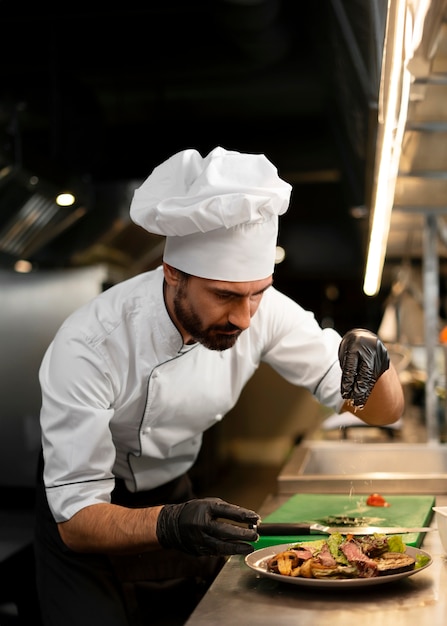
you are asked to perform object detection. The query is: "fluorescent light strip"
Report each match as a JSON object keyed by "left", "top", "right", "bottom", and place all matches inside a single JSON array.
[{"left": 363, "top": 0, "right": 410, "bottom": 296}]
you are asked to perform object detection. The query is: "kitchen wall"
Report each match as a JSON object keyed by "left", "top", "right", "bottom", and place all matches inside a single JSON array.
[{"left": 0, "top": 266, "right": 107, "bottom": 488}]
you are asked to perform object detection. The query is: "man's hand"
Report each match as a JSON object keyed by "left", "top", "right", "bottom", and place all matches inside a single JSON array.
[
  {"left": 156, "top": 497, "right": 260, "bottom": 556},
  {"left": 338, "top": 328, "right": 390, "bottom": 408}
]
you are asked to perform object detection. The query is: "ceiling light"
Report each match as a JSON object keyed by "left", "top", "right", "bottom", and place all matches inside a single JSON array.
[
  {"left": 56, "top": 192, "right": 76, "bottom": 206},
  {"left": 275, "top": 245, "right": 286, "bottom": 264},
  {"left": 363, "top": 0, "right": 410, "bottom": 297},
  {"left": 14, "top": 259, "right": 33, "bottom": 273},
  {"left": 363, "top": 0, "right": 434, "bottom": 297}
]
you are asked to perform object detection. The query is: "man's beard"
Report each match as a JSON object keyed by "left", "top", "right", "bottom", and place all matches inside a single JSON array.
[{"left": 173, "top": 283, "right": 242, "bottom": 351}]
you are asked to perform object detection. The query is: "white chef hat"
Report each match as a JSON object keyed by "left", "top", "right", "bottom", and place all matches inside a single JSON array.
[{"left": 130, "top": 146, "right": 292, "bottom": 281}]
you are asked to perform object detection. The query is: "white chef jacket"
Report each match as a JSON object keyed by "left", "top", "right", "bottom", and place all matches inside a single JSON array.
[{"left": 39, "top": 266, "right": 344, "bottom": 523}]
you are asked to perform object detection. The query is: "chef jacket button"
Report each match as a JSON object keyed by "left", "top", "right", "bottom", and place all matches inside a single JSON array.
[
  {"left": 144, "top": 426, "right": 151, "bottom": 434},
  {"left": 215, "top": 413, "right": 223, "bottom": 421}
]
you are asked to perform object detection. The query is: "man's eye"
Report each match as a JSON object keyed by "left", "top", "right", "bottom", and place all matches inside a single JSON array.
[{"left": 250, "top": 293, "right": 263, "bottom": 302}]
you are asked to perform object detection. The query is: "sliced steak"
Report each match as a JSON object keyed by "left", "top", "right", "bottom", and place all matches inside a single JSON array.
[
  {"left": 292, "top": 547, "right": 313, "bottom": 562},
  {"left": 317, "top": 543, "right": 337, "bottom": 567},
  {"left": 341, "top": 540, "right": 378, "bottom": 577}
]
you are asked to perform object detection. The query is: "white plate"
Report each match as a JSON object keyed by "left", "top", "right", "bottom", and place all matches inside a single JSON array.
[{"left": 245, "top": 543, "right": 432, "bottom": 588}]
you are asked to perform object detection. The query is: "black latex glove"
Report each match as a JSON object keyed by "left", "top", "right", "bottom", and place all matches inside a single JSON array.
[
  {"left": 156, "top": 497, "right": 260, "bottom": 556},
  {"left": 338, "top": 328, "right": 390, "bottom": 408}
]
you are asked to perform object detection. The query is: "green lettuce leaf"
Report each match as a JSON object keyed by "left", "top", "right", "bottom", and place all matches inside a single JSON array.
[
  {"left": 327, "top": 532, "right": 349, "bottom": 564},
  {"left": 386, "top": 535, "right": 406, "bottom": 553},
  {"left": 292, "top": 539, "right": 326, "bottom": 553},
  {"left": 415, "top": 554, "right": 430, "bottom": 569}
]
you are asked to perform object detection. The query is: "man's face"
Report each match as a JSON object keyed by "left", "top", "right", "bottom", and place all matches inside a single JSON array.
[{"left": 170, "top": 270, "right": 273, "bottom": 351}]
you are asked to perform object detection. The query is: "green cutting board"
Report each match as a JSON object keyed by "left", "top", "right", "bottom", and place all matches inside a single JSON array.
[{"left": 254, "top": 494, "right": 435, "bottom": 549}]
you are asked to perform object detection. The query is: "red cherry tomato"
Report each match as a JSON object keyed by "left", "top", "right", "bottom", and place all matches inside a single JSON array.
[{"left": 366, "top": 493, "right": 390, "bottom": 507}]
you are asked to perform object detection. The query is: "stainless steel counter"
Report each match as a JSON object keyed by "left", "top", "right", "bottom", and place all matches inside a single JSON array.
[
  {"left": 277, "top": 441, "right": 447, "bottom": 494},
  {"left": 185, "top": 495, "right": 447, "bottom": 626}
]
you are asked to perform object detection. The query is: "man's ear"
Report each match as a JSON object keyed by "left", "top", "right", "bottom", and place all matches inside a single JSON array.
[{"left": 162, "top": 262, "right": 181, "bottom": 286}]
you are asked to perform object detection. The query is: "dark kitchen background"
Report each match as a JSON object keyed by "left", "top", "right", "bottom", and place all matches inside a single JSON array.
[{"left": 0, "top": 0, "right": 393, "bottom": 332}]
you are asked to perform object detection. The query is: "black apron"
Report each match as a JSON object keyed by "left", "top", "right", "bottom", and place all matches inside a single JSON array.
[{"left": 34, "top": 459, "right": 224, "bottom": 626}]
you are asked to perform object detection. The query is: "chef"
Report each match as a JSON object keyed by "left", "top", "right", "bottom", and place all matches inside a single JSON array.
[{"left": 34, "top": 147, "right": 404, "bottom": 626}]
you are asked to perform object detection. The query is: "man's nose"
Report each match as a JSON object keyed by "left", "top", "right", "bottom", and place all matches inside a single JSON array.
[{"left": 228, "top": 298, "right": 253, "bottom": 331}]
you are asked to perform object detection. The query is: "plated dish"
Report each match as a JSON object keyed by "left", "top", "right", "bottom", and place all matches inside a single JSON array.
[{"left": 245, "top": 542, "right": 432, "bottom": 588}]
